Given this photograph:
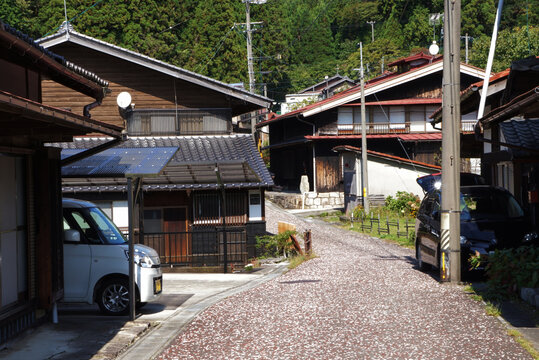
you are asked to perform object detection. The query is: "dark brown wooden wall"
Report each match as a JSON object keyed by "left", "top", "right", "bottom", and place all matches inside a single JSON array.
[
  {"left": 41, "top": 43, "right": 238, "bottom": 129},
  {"left": 0, "top": 59, "right": 41, "bottom": 102},
  {"left": 316, "top": 156, "right": 342, "bottom": 192}
]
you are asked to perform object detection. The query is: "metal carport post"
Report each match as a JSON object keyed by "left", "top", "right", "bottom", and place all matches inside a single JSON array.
[{"left": 61, "top": 146, "right": 180, "bottom": 321}]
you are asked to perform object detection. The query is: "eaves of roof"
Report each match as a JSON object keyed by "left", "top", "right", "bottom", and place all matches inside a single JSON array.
[
  {"left": 1, "top": 22, "right": 108, "bottom": 101},
  {"left": 305, "top": 133, "right": 442, "bottom": 141},
  {"left": 298, "top": 75, "right": 354, "bottom": 93},
  {"left": 0, "top": 90, "right": 122, "bottom": 138},
  {"left": 343, "top": 98, "right": 442, "bottom": 106},
  {"left": 480, "top": 87, "right": 539, "bottom": 129},
  {"left": 54, "top": 134, "right": 273, "bottom": 189},
  {"left": 387, "top": 52, "right": 441, "bottom": 67},
  {"left": 37, "top": 27, "right": 272, "bottom": 109},
  {"left": 429, "top": 69, "right": 510, "bottom": 123},
  {"left": 332, "top": 144, "right": 441, "bottom": 170}
]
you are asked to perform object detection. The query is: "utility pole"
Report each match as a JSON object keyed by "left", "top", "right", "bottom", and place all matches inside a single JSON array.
[
  {"left": 465, "top": 33, "right": 469, "bottom": 64},
  {"left": 360, "top": 42, "right": 370, "bottom": 214},
  {"left": 243, "top": 0, "right": 267, "bottom": 94},
  {"left": 367, "top": 21, "right": 375, "bottom": 42},
  {"left": 440, "top": 0, "right": 461, "bottom": 283}
]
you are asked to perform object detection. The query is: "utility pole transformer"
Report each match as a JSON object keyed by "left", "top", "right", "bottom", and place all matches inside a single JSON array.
[{"left": 440, "top": 0, "right": 461, "bottom": 283}]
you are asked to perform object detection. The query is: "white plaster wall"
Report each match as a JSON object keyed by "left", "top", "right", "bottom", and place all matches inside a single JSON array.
[
  {"left": 363, "top": 160, "right": 435, "bottom": 198},
  {"left": 112, "top": 201, "right": 129, "bottom": 229}
]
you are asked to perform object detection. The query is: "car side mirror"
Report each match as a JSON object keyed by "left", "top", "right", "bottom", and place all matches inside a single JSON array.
[{"left": 64, "top": 229, "right": 81, "bottom": 243}]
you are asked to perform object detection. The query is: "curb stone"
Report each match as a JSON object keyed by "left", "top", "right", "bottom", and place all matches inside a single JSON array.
[{"left": 90, "top": 321, "right": 152, "bottom": 360}]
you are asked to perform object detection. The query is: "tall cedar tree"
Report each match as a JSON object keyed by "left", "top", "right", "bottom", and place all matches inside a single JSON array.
[{"left": 0, "top": 0, "right": 536, "bottom": 98}]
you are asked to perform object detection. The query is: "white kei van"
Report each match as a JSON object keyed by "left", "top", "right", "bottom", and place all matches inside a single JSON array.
[{"left": 62, "top": 198, "right": 162, "bottom": 315}]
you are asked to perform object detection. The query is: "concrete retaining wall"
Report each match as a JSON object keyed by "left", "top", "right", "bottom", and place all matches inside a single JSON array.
[{"left": 266, "top": 191, "right": 344, "bottom": 210}]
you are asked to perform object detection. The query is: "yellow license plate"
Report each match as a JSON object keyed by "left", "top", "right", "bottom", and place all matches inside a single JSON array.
[{"left": 154, "top": 277, "right": 162, "bottom": 294}]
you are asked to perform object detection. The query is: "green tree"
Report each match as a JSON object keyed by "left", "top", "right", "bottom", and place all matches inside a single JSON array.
[
  {"left": 0, "top": 0, "right": 33, "bottom": 33},
  {"left": 461, "top": 0, "right": 496, "bottom": 38},
  {"left": 470, "top": 26, "right": 539, "bottom": 73},
  {"left": 502, "top": 0, "right": 539, "bottom": 30},
  {"left": 402, "top": 5, "right": 432, "bottom": 47},
  {"left": 333, "top": 1, "right": 380, "bottom": 43},
  {"left": 176, "top": 1, "right": 244, "bottom": 83},
  {"left": 342, "top": 37, "right": 404, "bottom": 80}
]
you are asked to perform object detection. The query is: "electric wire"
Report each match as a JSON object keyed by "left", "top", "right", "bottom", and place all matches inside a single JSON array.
[{"left": 195, "top": 25, "right": 237, "bottom": 74}]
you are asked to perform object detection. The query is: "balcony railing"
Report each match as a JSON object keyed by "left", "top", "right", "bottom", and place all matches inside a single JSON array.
[
  {"left": 326, "top": 120, "right": 477, "bottom": 136},
  {"left": 139, "top": 227, "right": 248, "bottom": 267}
]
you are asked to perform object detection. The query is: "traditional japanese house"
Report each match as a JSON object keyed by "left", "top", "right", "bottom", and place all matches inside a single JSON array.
[
  {"left": 0, "top": 21, "right": 121, "bottom": 343},
  {"left": 38, "top": 23, "right": 274, "bottom": 268},
  {"left": 55, "top": 135, "right": 273, "bottom": 268},
  {"left": 333, "top": 145, "right": 440, "bottom": 212},
  {"left": 258, "top": 52, "right": 487, "bottom": 207},
  {"left": 476, "top": 57, "right": 539, "bottom": 229}
]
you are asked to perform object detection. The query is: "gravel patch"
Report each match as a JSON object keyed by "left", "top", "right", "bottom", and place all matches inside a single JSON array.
[{"left": 158, "top": 202, "right": 532, "bottom": 359}]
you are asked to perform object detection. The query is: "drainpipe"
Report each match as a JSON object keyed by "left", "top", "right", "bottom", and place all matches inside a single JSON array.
[
  {"left": 296, "top": 115, "right": 316, "bottom": 193},
  {"left": 83, "top": 99, "right": 102, "bottom": 118}
]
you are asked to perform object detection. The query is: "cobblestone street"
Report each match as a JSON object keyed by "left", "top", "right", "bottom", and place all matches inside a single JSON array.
[{"left": 158, "top": 202, "right": 531, "bottom": 359}]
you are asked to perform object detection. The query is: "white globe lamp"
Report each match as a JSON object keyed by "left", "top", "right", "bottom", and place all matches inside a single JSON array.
[
  {"left": 116, "top": 91, "right": 132, "bottom": 109},
  {"left": 429, "top": 41, "right": 439, "bottom": 56}
]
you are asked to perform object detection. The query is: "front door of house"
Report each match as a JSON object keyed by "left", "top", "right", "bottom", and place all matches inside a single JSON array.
[{"left": 163, "top": 208, "right": 189, "bottom": 264}]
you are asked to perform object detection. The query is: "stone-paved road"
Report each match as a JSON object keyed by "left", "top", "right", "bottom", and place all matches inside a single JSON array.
[{"left": 158, "top": 202, "right": 531, "bottom": 359}]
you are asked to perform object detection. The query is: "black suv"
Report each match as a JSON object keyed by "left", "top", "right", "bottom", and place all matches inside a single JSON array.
[{"left": 415, "top": 185, "right": 537, "bottom": 274}]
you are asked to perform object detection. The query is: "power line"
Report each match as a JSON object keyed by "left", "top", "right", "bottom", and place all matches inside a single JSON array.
[{"left": 195, "top": 25, "right": 237, "bottom": 74}]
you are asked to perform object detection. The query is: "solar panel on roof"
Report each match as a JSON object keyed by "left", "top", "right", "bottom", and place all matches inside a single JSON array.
[{"left": 61, "top": 147, "right": 179, "bottom": 177}]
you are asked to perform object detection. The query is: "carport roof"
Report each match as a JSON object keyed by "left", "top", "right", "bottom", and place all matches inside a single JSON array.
[
  {"left": 54, "top": 134, "right": 273, "bottom": 192},
  {"left": 61, "top": 147, "right": 178, "bottom": 177}
]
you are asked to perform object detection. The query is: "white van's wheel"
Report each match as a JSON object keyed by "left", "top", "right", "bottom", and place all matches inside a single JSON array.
[{"left": 97, "top": 278, "right": 130, "bottom": 315}]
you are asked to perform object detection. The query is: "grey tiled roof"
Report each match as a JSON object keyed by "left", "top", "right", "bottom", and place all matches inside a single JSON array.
[
  {"left": 500, "top": 119, "right": 539, "bottom": 153},
  {"left": 37, "top": 25, "right": 271, "bottom": 107},
  {"left": 54, "top": 135, "right": 273, "bottom": 192}
]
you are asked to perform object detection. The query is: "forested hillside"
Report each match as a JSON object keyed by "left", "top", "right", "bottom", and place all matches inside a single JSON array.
[{"left": 1, "top": 0, "right": 537, "bottom": 104}]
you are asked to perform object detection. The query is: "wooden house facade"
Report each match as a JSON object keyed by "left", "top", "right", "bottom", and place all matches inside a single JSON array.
[
  {"left": 37, "top": 22, "right": 271, "bottom": 132},
  {"left": 475, "top": 57, "right": 539, "bottom": 230},
  {"left": 0, "top": 21, "right": 121, "bottom": 344},
  {"left": 56, "top": 135, "right": 273, "bottom": 267},
  {"left": 258, "top": 52, "right": 487, "bottom": 197},
  {"left": 37, "top": 23, "right": 274, "bottom": 267}
]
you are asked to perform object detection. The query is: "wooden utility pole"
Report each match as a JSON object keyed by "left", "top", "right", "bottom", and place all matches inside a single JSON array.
[
  {"left": 245, "top": 1, "right": 254, "bottom": 93},
  {"left": 360, "top": 42, "right": 369, "bottom": 214},
  {"left": 440, "top": 0, "right": 461, "bottom": 283}
]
